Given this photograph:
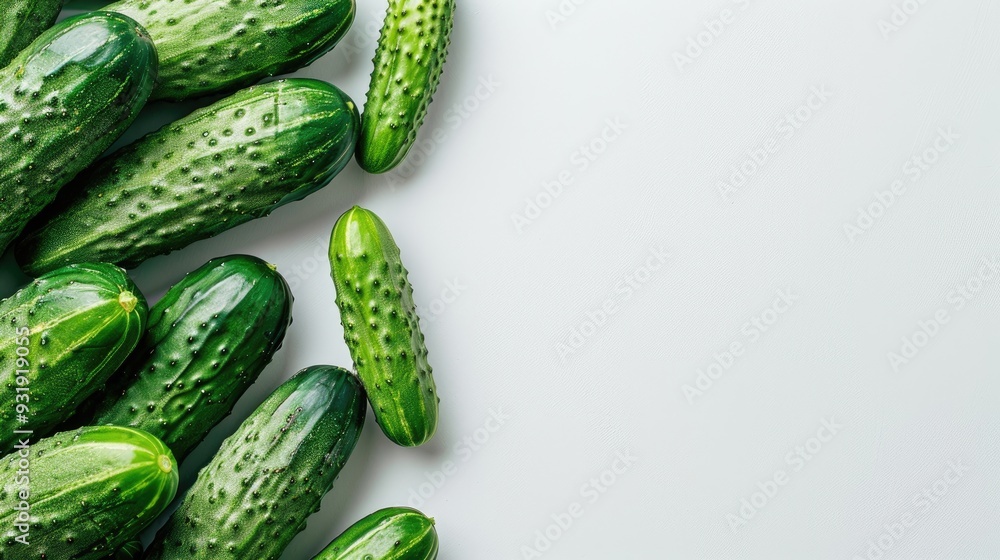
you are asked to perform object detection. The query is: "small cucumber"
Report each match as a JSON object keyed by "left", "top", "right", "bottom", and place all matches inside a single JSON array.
[
  {"left": 80, "top": 255, "right": 292, "bottom": 463},
  {"left": 329, "top": 206, "right": 438, "bottom": 446},
  {"left": 0, "top": 263, "right": 148, "bottom": 453},
  {"left": 0, "top": 426, "right": 178, "bottom": 559},
  {"left": 105, "top": 0, "right": 356, "bottom": 101},
  {"left": 15, "top": 79, "right": 359, "bottom": 275},
  {"left": 313, "top": 507, "right": 438, "bottom": 560},
  {"left": 356, "top": 0, "right": 455, "bottom": 173},
  {"left": 145, "top": 365, "right": 367, "bottom": 559},
  {"left": 0, "top": 12, "right": 157, "bottom": 254},
  {"left": 0, "top": 0, "right": 63, "bottom": 67}
]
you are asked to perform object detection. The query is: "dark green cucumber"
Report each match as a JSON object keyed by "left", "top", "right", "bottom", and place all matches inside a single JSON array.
[
  {"left": 329, "top": 206, "right": 437, "bottom": 447},
  {"left": 0, "top": 263, "right": 148, "bottom": 453},
  {"left": 0, "top": 0, "right": 63, "bottom": 67},
  {"left": 85, "top": 255, "right": 292, "bottom": 463},
  {"left": 313, "top": 507, "right": 438, "bottom": 560},
  {"left": 145, "top": 365, "right": 366, "bottom": 559},
  {"left": 15, "top": 79, "right": 359, "bottom": 274},
  {"left": 0, "top": 426, "right": 178, "bottom": 559},
  {"left": 356, "top": 0, "right": 455, "bottom": 173},
  {"left": 0, "top": 12, "right": 157, "bottom": 254},
  {"left": 105, "top": 0, "right": 355, "bottom": 101}
]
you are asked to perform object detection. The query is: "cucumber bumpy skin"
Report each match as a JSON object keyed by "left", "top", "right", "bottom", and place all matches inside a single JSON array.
[
  {"left": 83, "top": 255, "right": 293, "bottom": 463},
  {"left": 0, "top": 263, "right": 148, "bottom": 453},
  {"left": 105, "top": 0, "right": 356, "bottom": 101},
  {"left": 356, "top": 0, "right": 455, "bottom": 173},
  {"left": 0, "top": 12, "right": 157, "bottom": 254},
  {"left": 15, "top": 79, "right": 360, "bottom": 275},
  {"left": 329, "top": 206, "right": 438, "bottom": 447},
  {"left": 0, "top": 0, "right": 63, "bottom": 67},
  {"left": 312, "top": 507, "right": 439, "bottom": 560},
  {"left": 0, "top": 426, "right": 178, "bottom": 560},
  {"left": 145, "top": 365, "right": 366, "bottom": 559}
]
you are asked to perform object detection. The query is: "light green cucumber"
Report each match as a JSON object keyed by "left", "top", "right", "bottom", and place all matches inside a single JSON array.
[
  {"left": 313, "top": 507, "right": 438, "bottom": 560},
  {"left": 356, "top": 0, "right": 455, "bottom": 173},
  {"left": 329, "top": 206, "right": 438, "bottom": 446}
]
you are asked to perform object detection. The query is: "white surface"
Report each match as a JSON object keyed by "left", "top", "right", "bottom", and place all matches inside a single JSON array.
[{"left": 3, "top": 0, "right": 1000, "bottom": 558}]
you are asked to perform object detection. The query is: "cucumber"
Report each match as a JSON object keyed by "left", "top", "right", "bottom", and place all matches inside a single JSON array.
[
  {"left": 329, "top": 207, "right": 437, "bottom": 447},
  {"left": 15, "top": 79, "right": 359, "bottom": 275},
  {"left": 0, "top": 426, "right": 178, "bottom": 559},
  {"left": 313, "top": 507, "right": 438, "bottom": 560},
  {"left": 0, "top": 0, "right": 63, "bottom": 67},
  {"left": 105, "top": 0, "right": 355, "bottom": 101},
  {"left": 356, "top": 0, "right": 455, "bottom": 173},
  {"left": 0, "top": 263, "right": 148, "bottom": 453},
  {"left": 84, "top": 254, "right": 293, "bottom": 463},
  {"left": 0, "top": 12, "right": 158, "bottom": 254},
  {"left": 145, "top": 365, "right": 366, "bottom": 559}
]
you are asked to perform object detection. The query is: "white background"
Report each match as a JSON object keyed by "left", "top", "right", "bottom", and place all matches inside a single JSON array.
[{"left": 3, "top": 0, "right": 999, "bottom": 558}]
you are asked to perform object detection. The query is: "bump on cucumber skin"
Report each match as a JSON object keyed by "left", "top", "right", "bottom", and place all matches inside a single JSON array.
[
  {"left": 14, "top": 79, "right": 360, "bottom": 275},
  {"left": 0, "top": 0, "right": 63, "bottom": 68},
  {"left": 0, "top": 263, "right": 148, "bottom": 452},
  {"left": 0, "top": 426, "right": 179, "bottom": 560},
  {"left": 83, "top": 254, "right": 293, "bottom": 463},
  {"left": 105, "top": 0, "right": 356, "bottom": 101},
  {"left": 0, "top": 12, "right": 158, "bottom": 254},
  {"left": 145, "top": 365, "right": 366, "bottom": 560},
  {"left": 356, "top": 0, "right": 456, "bottom": 174},
  {"left": 330, "top": 207, "right": 438, "bottom": 447},
  {"left": 312, "top": 507, "right": 438, "bottom": 560}
]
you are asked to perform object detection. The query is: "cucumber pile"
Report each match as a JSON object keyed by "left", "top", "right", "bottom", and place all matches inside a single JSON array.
[{"left": 0, "top": 0, "right": 454, "bottom": 556}]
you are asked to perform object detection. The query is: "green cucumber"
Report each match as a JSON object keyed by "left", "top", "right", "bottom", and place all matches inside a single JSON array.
[
  {"left": 105, "top": 0, "right": 355, "bottom": 101},
  {"left": 0, "top": 0, "right": 63, "bottom": 67},
  {"left": 313, "top": 507, "right": 438, "bottom": 560},
  {"left": 329, "top": 206, "right": 437, "bottom": 447},
  {"left": 0, "top": 263, "right": 148, "bottom": 453},
  {"left": 356, "top": 0, "right": 455, "bottom": 173},
  {"left": 0, "top": 426, "right": 178, "bottom": 559},
  {"left": 145, "top": 365, "right": 366, "bottom": 559},
  {"left": 0, "top": 12, "right": 158, "bottom": 254},
  {"left": 84, "top": 255, "right": 293, "bottom": 463},
  {"left": 15, "top": 78, "right": 360, "bottom": 275}
]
